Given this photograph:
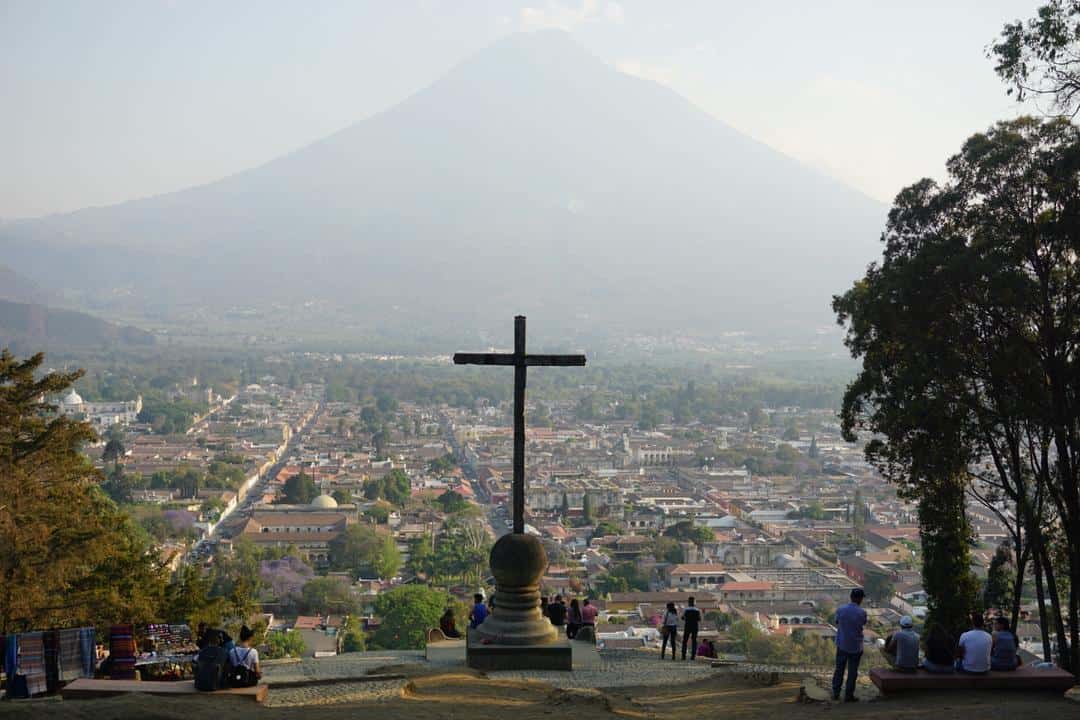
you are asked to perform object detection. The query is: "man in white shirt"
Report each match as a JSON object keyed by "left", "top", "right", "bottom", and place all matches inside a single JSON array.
[{"left": 957, "top": 614, "right": 992, "bottom": 673}]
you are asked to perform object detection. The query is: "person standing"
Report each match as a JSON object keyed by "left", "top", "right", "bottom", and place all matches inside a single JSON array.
[
  {"left": 831, "top": 588, "right": 867, "bottom": 702},
  {"left": 567, "top": 598, "right": 583, "bottom": 639},
  {"left": 660, "top": 602, "right": 679, "bottom": 660},
  {"left": 470, "top": 593, "right": 489, "bottom": 630},
  {"left": 581, "top": 599, "right": 598, "bottom": 630},
  {"left": 681, "top": 596, "right": 702, "bottom": 660},
  {"left": 548, "top": 595, "right": 567, "bottom": 629},
  {"left": 957, "top": 614, "right": 992, "bottom": 674}
]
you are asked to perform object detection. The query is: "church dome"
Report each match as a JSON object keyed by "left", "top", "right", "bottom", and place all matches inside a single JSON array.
[
  {"left": 310, "top": 494, "right": 338, "bottom": 509},
  {"left": 773, "top": 553, "right": 802, "bottom": 569},
  {"left": 62, "top": 389, "right": 84, "bottom": 407}
]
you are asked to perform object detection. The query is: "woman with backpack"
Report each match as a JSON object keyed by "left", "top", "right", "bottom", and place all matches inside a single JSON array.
[
  {"left": 225, "top": 626, "right": 261, "bottom": 688},
  {"left": 660, "top": 602, "right": 679, "bottom": 660}
]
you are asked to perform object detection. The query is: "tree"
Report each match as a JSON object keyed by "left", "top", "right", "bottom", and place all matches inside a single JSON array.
[
  {"left": 596, "top": 562, "right": 649, "bottom": 594},
  {"left": 265, "top": 630, "right": 307, "bottom": 659},
  {"left": 560, "top": 492, "right": 570, "bottom": 519},
  {"left": 364, "top": 469, "right": 411, "bottom": 507},
  {"left": 383, "top": 469, "right": 411, "bottom": 506},
  {"left": 102, "top": 436, "right": 126, "bottom": 464},
  {"left": 300, "top": 576, "right": 359, "bottom": 615},
  {"left": 332, "top": 488, "right": 352, "bottom": 505},
  {"left": 993, "top": 1, "right": 1080, "bottom": 116},
  {"left": 590, "top": 521, "right": 621, "bottom": 541},
  {"left": 437, "top": 489, "right": 470, "bottom": 514},
  {"left": 808, "top": 435, "right": 820, "bottom": 459},
  {"left": 652, "top": 536, "right": 684, "bottom": 565},
  {"left": 833, "top": 117, "right": 1080, "bottom": 666},
  {"left": 427, "top": 453, "right": 457, "bottom": 475},
  {"left": 329, "top": 524, "right": 401, "bottom": 579},
  {"left": 864, "top": 571, "right": 896, "bottom": 604},
  {"left": 0, "top": 351, "right": 167, "bottom": 634},
  {"left": 582, "top": 492, "right": 595, "bottom": 523},
  {"left": 340, "top": 615, "right": 367, "bottom": 653},
  {"left": 782, "top": 424, "right": 800, "bottom": 441},
  {"left": 282, "top": 472, "right": 317, "bottom": 504},
  {"left": 984, "top": 544, "right": 1015, "bottom": 612},
  {"left": 371, "top": 585, "right": 448, "bottom": 649}
]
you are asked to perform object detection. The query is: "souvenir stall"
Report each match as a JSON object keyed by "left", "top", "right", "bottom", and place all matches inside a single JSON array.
[
  {"left": 134, "top": 624, "right": 198, "bottom": 681},
  {"left": 3, "top": 628, "right": 96, "bottom": 699}
]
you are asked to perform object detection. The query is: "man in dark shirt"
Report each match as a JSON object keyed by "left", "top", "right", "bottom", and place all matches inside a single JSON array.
[
  {"left": 832, "top": 588, "right": 867, "bottom": 702},
  {"left": 547, "top": 594, "right": 567, "bottom": 627},
  {"left": 681, "top": 596, "right": 702, "bottom": 660}
]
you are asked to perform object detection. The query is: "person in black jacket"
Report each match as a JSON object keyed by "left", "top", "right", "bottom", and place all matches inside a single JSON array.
[
  {"left": 681, "top": 596, "right": 702, "bottom": 660},
  {"left": 547, "top": 594, "right": 567, "bottom": 628}
]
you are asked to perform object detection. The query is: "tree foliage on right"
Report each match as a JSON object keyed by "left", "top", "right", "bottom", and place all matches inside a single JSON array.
[{"left": 834, "top": 117, "right": 1080, "bottom": 668}]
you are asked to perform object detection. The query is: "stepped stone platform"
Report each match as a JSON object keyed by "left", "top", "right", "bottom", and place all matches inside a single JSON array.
[
  {"left": 466, "top": 638, "right": 572, "bottom": 671},
  {"left": 870, "top": 665, "right": 1076, "bottom": 694}
]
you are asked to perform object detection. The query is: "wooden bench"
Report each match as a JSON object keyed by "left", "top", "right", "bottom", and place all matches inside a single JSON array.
[
  {"left": 60, "top": 678, "right": 268, "bottom": 703},
  {"left": 870, "top": 665, "right": 1075, "bottom": 695}
]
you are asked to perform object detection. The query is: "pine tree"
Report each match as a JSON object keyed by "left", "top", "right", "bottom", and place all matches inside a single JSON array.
[
  {"left": 983, "top": 544, "right": 1014, "bottom": 612},
  {"left": 0, "top": 350, "right": 166, "bottom": 633},
  {"left": 583, "top": 492, "right": 595, "bottom": 523}
]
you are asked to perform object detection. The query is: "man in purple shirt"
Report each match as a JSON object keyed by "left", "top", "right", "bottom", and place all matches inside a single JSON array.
[{"left": 832, "top": 588, "right": 867, "bottom": 702}]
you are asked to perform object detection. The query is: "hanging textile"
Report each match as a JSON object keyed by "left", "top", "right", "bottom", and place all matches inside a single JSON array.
[
  {"left": 57, "top": 628, "right": 83, "bottom": 682},
  {"left": 78, "top": 627, "right": 96, "bottom": 679},
  {"left": 18, "top": 632, "right": 47, "bottom": 697},
  {"left": 108, "top": 624, "right": 136, "bottom": 680},
  {"left": 42, "top": 630, "right": 60, "bottom": 693},
  {"left": 3, "top": 635, "right": 20, "bottom": 698}
]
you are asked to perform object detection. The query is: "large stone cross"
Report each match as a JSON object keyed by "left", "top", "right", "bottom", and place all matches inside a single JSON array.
[
  {"left": 454, "top": 315, "right": 585, "bottom": 534},
  {"left": 454, "top": 316, "right": 585, "bottom": 652}
]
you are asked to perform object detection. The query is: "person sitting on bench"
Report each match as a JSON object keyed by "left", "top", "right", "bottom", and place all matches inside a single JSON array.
[
  {"left": 956, "top": 614, "right": 992, "bottom": 674},
  {"left": 920, "top": 623, "right": 955, "bottom": 673},
  {"left": 990, "top": 617, "right": 1021, "bottom": 671},
  {"left": 884, "top": 615, "right": 919, "bottom": 672},
  {"left": 439, "top": 608, "right": 462, "bottom": 639}
]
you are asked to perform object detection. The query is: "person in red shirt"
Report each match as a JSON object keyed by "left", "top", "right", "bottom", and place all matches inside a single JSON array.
[{"left": 581, "top": 598, "right": 598, "bottom": 628}]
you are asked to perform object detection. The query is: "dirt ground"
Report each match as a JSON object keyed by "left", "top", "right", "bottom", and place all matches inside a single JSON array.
[{"left": 1, "top": 670, "right": 1078, "bottom": 720}]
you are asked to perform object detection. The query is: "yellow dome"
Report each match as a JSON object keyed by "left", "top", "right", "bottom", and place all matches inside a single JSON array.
[{"left": 310, "top": 494, "right": 338, "bottom": 509}]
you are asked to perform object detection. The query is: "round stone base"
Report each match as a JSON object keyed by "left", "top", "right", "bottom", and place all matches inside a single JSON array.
[{"left": 475, "top": 533, "right": 559, "bottom": 646}]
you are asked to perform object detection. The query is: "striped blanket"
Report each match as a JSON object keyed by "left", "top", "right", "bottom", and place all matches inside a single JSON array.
[
  {"left": 18, "top": 632, "right": 47, "bottom": 696},
  {"left": 109, "top": 625, "right": 136, "bottom": 680},
  {"left": 58, "top": 628, "right": 84, "bottom": 682}
]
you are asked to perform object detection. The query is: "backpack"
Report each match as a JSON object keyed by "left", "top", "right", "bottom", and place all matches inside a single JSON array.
[
  {"left": 225, "top": 647, "right": 258, "bottom": 688},
  {"left": 193, "top": 645, "right": 228, "bottom": 691}
]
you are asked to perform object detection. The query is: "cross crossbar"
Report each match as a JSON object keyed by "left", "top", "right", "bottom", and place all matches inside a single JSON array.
[{"left": 452, "top": 353, "right": 586, "bottom": 367}]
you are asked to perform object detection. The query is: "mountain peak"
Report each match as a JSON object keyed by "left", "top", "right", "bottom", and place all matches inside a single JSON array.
[{"left": 0, "top": 32, "right": 885, "bottom": 342}]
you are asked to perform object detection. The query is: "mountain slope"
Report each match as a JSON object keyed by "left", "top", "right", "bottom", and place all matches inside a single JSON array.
[
  {"left": 0, "top": 299, "right": 155, "bottom": 353},
  {"left": 0, "top": 264, "right": 56, "bottom": 305},
  {"left": 0, "top": 30, "right": 885, "bottom": 340}
]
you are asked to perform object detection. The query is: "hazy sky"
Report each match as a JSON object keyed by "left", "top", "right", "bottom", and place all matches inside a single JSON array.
[{"left": 1, "top": 0, "right": 1036, "bottom": 219}]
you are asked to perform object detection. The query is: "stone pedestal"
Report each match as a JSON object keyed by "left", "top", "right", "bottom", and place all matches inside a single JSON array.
[{"left": 466, "top": 532, "right": 572, "bottom": 670}]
